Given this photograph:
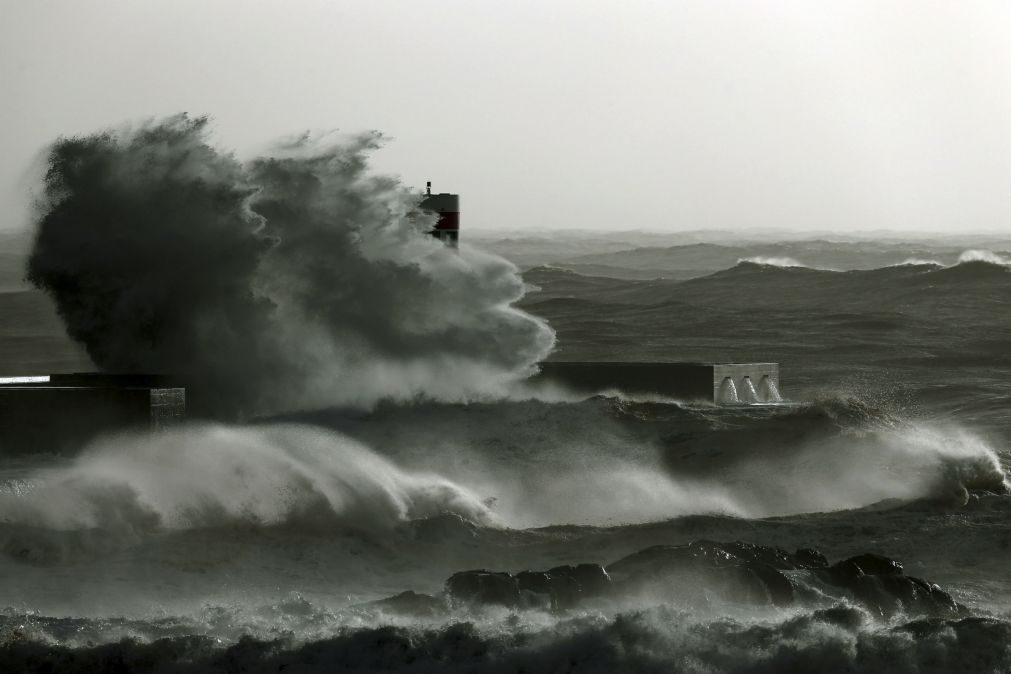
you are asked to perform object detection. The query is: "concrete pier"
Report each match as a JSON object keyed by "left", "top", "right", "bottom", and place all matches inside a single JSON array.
[
  {"left": 534, "top": 362, "right": 781, "bottom": 404},
  {"left": 0, "top": 373, "right": 186, "bottom": 454}
]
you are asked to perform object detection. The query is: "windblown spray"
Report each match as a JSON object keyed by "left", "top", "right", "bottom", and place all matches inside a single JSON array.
[{"left": 27, "top": 115, "right": 555, "bottom": 416}]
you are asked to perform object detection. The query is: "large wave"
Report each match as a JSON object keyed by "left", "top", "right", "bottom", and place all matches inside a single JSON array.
[
  {"left": 737, "top": 256, "right": 808, "bottom": 268},
  {"left": 956, "top": 249, "right": 1011, "bottom": 266},
  {"left": 274, "top": 397, "right": 1010, "bottom": 528},
  {"left": 0, "top": 424, "right": 495, "bottom": 536},
  {"left": 1, "top": 398, "right": 1001, "bottom": 538},
  {"left": 865, "top": 249, "right": 1010, "bottom": 270},
  {"left": 26, "top": 115, "right": 555, "bottom": 416}
]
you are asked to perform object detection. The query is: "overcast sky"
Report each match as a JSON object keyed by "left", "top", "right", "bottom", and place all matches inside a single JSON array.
[{"left": 2, "top": 0, "right": 1011, "bottom": 234}]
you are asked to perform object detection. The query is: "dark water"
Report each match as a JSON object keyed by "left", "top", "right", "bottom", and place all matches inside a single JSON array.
[{"left": 0, "top": 254, "right": 1009, "bottom": 672}]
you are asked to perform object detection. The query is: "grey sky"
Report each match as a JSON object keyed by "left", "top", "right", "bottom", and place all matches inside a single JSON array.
[{"left": 2, "top": 0, "right": 1010, "bottom": 233}]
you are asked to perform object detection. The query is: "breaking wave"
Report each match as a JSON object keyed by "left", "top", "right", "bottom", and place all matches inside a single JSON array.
[
  {"left": 275, "top": 397, "right": 1010, "bottom": 528},
  {"left": 892, "top": 257, "right": 944, "bottom": 267},
  {"left": 656, "top": 399, "right": 1009, "bottom": 516},
  {"left": 957, "top": 249, "right": 1011, "bottom": 266},
  {"left": 738, "top": 256, "right": 807, "bottom": 268},
  {"left": 0, "top": 424, "right": 496, "bottom": 535},
  {"left": 26, "top": 115, "right": 555, "bottom": 417},
  {"left": 891, "top": 249, "right": 1009, "bottom": 269},
  {"left": 0, "top": 397, "right": 1002, "bottom": 539}
]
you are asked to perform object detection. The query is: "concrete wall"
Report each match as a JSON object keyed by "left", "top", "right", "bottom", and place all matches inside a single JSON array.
[
  {"left": 0, "top": 382, "right": 187, "bottom": 454},
  {"left": 535, "top": 361, "right": 781, "bottom": 404},
  {"left": 151, "top": 387, "right": 186, "bottom": 431},
  {"left": 711, "top": 363, "right": 780, "bottom": 403}
]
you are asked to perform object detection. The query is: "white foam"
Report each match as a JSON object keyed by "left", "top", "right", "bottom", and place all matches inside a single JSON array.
[
  {"left": 957, "top": 249, "right": 1011, "bottom": 265},
  {"left": 892, "top": 257, "right": 944, "bottom": 267},
  {"left": 739, "top": 256, "right": 806, "bottom": 268}
]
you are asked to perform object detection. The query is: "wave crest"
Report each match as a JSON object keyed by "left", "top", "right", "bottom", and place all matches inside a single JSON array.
[
  {"left": 957, "top": 249, "right": 1011, "bottom": 266},
  {"left": 0, "top": 424, "right": 496, "bottom": 535},
  {"left": 738, "top": 256, "right": 807, "bottom": 268},
  {"left": 283, "top": 396, "right": 1009, "bottom": 528}
]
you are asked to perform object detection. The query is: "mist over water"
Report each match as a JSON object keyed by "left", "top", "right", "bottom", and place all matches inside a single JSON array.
[{"left": 26, "top": 115, "right": 554, "bottom": 416}]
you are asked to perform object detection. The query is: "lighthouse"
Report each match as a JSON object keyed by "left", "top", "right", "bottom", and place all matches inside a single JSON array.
[{"left": 419, "top": 181, "right": 459, "bottom": 247}]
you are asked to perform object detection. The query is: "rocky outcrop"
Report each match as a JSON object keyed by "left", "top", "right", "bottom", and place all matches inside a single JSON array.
[
  {"left": 604, "top": 539, "right": 826, "bottom": 609},
  {"left": 446, "top": 563, "right": 611, "bottom": 610},
  {"left": 360, "top": 541, "right": 963, "bottom": 621},
  {"left": 604, "top": 540, "right": 961, "bottom": 617},
  {"left": 437, "top": 540, "right": 964, "bottom": 618},
  {"left": 822, "top": 553, "right": 960, "bottom": 618}
]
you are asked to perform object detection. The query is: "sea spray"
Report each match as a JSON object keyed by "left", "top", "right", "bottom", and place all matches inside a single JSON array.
[
  {"left": 957, "top": 249, "right": 1011, "bottom": 266},
  {"left": 0, "top": 423, "right": 496, "bottom": 535},
  {"left": 1, "top": 398, "right": 1002, "bottom": 535},
  {"left": 284, "top": 397, "right": 1009, "bottom": 528},
  {"left": 26, "top": 115, "right": 555, "bottom": 417},
  {"left": 738, "top": 256, "right": 806, "bottom": 268}
]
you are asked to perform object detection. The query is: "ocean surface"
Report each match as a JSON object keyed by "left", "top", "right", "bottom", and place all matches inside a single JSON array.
[{"left": 0, "top": 240, "right": 1009, "bottom": 672}]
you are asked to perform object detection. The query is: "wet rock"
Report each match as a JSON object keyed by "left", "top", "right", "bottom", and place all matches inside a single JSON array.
[
  {"left": 684, "top": 540, "right": 739, "bottom": 567},
  {"left": 446, "top": 571, "right": 520, "bottom": 608},
  {"left": 448, "top": 564, "right": 612, "bottom": 610},
  {"left": 794, "top": 548, "right": 829, "bottom": 569},
  {"left": 605, "top": 541, "right": 805, "bottom": 609},
  {"left": 845, "top": 574, "right": 904, "bottom": 617},
  {"left": 515, "top": 570, "right": 578, "bottom": 609},
  {"left": 818, "top": 553, "right": 962, "bottom": 618},
  {"left": 743, "top": 562, "right": 795, "bottom": 607},
  {"left": 515, "top": 570, "right": 553, "bottom": 595},
  {"left": 830, "top": 553, "right": 904, "bottom": 582},
  {"left": 547, "top": 564, "right": 612, "bottom": 596},
  {"left": 441, "top": 541, "right": 963, "bottom": 619},
  {"left": 515, "top": 571, "right": 564, "bottom": 609},
  {"left": 604, "top": 544, "right": 699, "bottom": 583},
  {"left": 606, "top": 540, "right": 821, "bottom": 585},
  {"left": 720, "top": 541, "right": 805, "bottom": 570}
]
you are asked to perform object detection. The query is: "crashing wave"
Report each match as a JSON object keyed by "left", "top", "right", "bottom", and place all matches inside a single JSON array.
[
  {"left": 0, "top": 397, "right": 1003, "bottom": 539},
  {"left": 738, "top": 256, "right": 807, "bottom": 268},
  {"left": 27, "top": 116, "right": 556, "bottom": 416},
  {"left": 891, "top": 257, "right": 944, "bottom": 267},
  {"left": 0, "top": 424, "right": 496, "bottom": 535},
  {"left": 886, "top": 250, "right": 1008, "bottom": 271},
  {"left": 956, "top": 249, "right": 1011, "bottom": 266},
  {"left": 274, "top": 396, "right": 1010, "bottom": 528}
]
